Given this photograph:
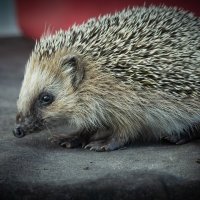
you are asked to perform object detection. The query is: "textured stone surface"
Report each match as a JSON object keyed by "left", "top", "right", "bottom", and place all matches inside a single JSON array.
[{"left": 0, "top": 37, "right": 200, "bottom": 200}]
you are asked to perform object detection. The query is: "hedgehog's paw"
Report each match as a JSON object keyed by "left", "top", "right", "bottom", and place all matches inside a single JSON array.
[
  {"left": 49, "top": 135, "right": 82, "bottom": 148},
  {"left": 84, "top": 140, "right": 105, "bottom": 151},
  {"left": 162, "top": 134, "right": 193, "bottom": 145},
  {"left": 84, "top": 137, "right": 126, "bottom": 152}
]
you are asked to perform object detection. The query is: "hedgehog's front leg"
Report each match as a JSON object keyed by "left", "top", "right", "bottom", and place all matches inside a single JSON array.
[
  {"left": 49, "top": 128, "right": 127, "bottom": 151},
  {"left": 84, "top": 137, "right": 126, "bottom": 151},
  {"left": 84, "top": 129, "right": 128, "bottom": 151},
  {"left": 49, "top": 129, "right": 91, "bottom": 148},
  {"left": 50, "top": 134, "right": 82, "bottom": 148}
]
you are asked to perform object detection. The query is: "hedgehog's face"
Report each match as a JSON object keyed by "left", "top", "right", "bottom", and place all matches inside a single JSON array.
[{"left": 13, "top": 52, "right": 85, "bottom": 138}]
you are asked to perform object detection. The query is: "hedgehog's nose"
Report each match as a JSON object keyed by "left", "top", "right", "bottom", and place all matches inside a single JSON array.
[{"left": 13, "top": 126, "right": 25, "bottom": 138}]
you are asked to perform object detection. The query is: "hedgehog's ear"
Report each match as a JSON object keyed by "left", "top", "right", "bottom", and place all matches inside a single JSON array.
[{"left": 61, "top": 54, "right": 84, "bottom": 89}]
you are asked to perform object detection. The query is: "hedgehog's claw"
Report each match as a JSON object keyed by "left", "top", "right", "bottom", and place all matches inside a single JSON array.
[{"left": 84, "top": 140, "right": 105, "bottom": 152}]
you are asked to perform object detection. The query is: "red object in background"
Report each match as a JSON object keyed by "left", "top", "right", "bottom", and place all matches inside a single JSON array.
[{"left": 16, "top": 0, "right": 200, "bottom": 39}]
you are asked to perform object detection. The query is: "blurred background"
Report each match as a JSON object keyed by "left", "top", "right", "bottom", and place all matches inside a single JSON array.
[{"left": 1, "top": 0, "right": 200, "bottom": 39}]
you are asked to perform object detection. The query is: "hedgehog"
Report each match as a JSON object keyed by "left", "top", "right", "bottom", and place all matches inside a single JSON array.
[{"left": 13, "top": 6, "right": 200, "bottom": 151}]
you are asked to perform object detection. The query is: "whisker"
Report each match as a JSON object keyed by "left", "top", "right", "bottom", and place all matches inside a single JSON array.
[{"left": 45, "top": 123, "right": 53, "bottom": 137}]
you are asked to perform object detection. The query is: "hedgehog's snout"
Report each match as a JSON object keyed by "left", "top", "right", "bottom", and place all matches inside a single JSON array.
[
  {"left": 13, "top": 126, "right": 25, "bottom": 138},
  {"left": 13, "top": 112, "right": 45, "bottom": 138},
  {"left": 13, "top": 112, "right": 26, "bottom": 138}
]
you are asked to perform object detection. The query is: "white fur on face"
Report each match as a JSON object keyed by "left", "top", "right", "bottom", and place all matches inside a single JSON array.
[{"left": 17, "top": 54, "right": 76, "bottom": 123}]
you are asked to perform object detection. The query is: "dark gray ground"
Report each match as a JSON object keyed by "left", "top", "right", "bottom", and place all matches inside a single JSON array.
[{"left": 0, "top": 37, "right": 200, "bottom": 200}]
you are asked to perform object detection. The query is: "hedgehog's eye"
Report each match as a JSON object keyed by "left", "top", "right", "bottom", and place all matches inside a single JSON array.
[{"left": 39, "top": 92, "right": 54, "bottom": 106}]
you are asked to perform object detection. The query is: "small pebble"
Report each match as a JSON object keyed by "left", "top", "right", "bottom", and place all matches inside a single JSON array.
[
  {"left": 83, "top": 166, "right": 90, "bottom": 170},
  {"left": 196, "top": 159, "right": 200, "bottom": 164}
]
